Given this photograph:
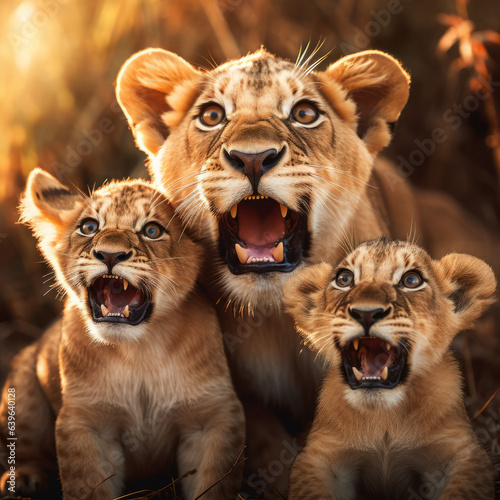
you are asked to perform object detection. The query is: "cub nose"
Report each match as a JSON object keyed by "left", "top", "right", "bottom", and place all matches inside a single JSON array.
[
  {"left": 349, "top": 307, "right": 392, "bottom": 332},
  {"left": 225, "top": 146, "right": 285, "bottom": 191},
  {"left": 93, "top": 250, "right": 132, "bottom": 272}
]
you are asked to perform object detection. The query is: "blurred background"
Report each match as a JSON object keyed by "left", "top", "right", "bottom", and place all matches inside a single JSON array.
[{"left": 0, "top": 0, "right": 500, "bottom": 457}]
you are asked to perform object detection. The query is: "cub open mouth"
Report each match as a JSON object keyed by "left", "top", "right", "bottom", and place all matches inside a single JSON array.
[
  {"left": 219, "top": 195, "right": 309, "bottom": 275},
  {"left": 342, "top": 336, "right": 408, "bottom": 390},
  {"left": 88, "top": 275, "right": 152, "bottom": 325}
]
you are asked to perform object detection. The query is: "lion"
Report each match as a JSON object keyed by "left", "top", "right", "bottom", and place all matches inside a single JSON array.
[
  {"left": 0, "top": 169, "right": 245, "bottom": 500},
  {"left": 283, "top": 237, "right": 496, "bottom": 500},
  {"left": 115, "top": 47, "right": 500, "bottom": 495}
]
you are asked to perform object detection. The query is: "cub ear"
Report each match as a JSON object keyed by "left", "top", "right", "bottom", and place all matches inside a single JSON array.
[
  {"left": 436, "top": 253, "right": 497, "bottom": 330},
  {"left": 19, "top": 168, "right": 84, "bottom": 227},
  {"left": 318, "top": 50, "right": 410, "bottom": 154},
  {"left": 283, "top": 263, "right": 333, "bottom": 334},
  {"left": 116, "top": 48, "right": 202, "bottom": 158}
]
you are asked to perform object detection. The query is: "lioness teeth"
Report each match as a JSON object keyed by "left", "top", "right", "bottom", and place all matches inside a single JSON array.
[
  {"left": 101, "top": 304, "right": 109, "bottom": 317},
  {"left": 272, "top": 242, "right": 284, "bottom": 263},
  {"left": 381, "top": 366, "right": 388, "bottom": 381},
  {"left": 352, "top": 366, "right": 363, "bottom": 381},
  {"left": 386, "top": 341, "right": 391, "bottom": 350},
  {"left": 123, "top": 305, "right": 129, "bottom": 318},
  {"left": 243, "top": 195, "right": 269, "bottom": 200},
  {"left": 230, "top": 205, "right": 237, "bottom": 218},
  {"left": 235, "top": 243, "right": 248, "bottom": 264},
  {"left": 123, "top": 279, "right": 129, "bottom": 291},
  {"left": 279, "top": 203, "right": 288, "bottom": 218},
  {"left": 353, "top": 338, "right": 359, "bottom": 351}
]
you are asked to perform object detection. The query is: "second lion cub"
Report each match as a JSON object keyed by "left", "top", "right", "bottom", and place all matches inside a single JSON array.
[
  {"left": 0, "top": 169, "right": 244, "bottom": 500},
  {"left": 284, "top": 238, "right": 495, "bottom": 500}
]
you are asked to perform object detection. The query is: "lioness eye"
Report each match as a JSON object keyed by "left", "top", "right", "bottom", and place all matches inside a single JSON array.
[
  {"left": 335, "top": 270, "right": 354, "bottom": 288},
  {"left": 200, "top": 104, "right": 225, "bottom": 127},
  {"left": 142, "top": 222, "right": 164, "bottom": 240},
  {"left": 292, "top": 102, "right": 319, "bottom": 125},
  {"left": 401, "top": 271, "right": 423, "bottom": 289},
  {"left": 79, "top": 218, "right": 99, "bottom": 236}
]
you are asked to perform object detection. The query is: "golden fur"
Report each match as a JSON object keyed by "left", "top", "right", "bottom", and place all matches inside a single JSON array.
[
  {"left": 284, "top": 238, "right": 496, "bottom": 499},
  {"left": 115, "top": 47, "right": 500, "bottom": 496},
  {"left": 0, "top": 169, "right": 244, "bottom": 500}
]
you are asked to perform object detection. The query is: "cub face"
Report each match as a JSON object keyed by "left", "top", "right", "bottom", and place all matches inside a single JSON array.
[
  {"left": 284, "top": 238, "right": 496, "bottom": 409},
  {"left": 116, "top": 48, "right": 410, "bottom": 307},
  {"left": 20, "top": 169, "right": 201, "bottom": 344}
]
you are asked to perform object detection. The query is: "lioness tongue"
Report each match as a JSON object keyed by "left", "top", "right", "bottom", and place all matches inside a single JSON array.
[{"left": 238, "top": 199, "right": 285, "bottom": 247}]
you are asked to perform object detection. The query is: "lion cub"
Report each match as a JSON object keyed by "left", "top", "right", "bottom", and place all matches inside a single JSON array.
[
  {"left": 284, "top": 238, "right": 496, "bottom": 500},
  {"left": 0, "top": 169, "right": 245, "bottom": 500}
]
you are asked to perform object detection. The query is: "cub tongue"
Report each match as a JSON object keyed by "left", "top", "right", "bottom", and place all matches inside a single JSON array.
[
  {"left": 103, "top": 285, "right": 141, "bottom": 313},
  {"left": 238, "top": 200, "right": 285, "bottom": 247}
]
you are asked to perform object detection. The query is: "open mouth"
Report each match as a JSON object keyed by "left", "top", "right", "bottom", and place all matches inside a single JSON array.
[
  {"left": 219, "top": 195, "right": 309, "bottom": 275},
  {"left": 342, "top": 336, "right": 408, "bottom": 389},
  {"left": 88, "top": 274, "right": 152, "bottom": 325}
]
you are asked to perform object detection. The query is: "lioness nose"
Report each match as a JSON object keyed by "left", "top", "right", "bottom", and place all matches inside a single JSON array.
[
  {"left": 93, "top": 250, "right": 132, "bottom": 272},
  {"left": 349, "top": 307, "right": 391, "bottom": 332},
  {"left": 226, "top": 147, "right": 284, "bottom": 191}
]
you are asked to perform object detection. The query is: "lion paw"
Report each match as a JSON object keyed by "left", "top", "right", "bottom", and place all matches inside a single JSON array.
[{"left": 0, "top": 465, "right": 48, "bottom": 497}]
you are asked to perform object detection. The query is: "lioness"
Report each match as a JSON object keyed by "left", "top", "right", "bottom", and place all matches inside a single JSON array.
[
  {"left": 115, "top": 47, "right": 499, "bottom": 494},
  {"left": 0, "top": 169, "right": 244, "bottom": 500},
  {"left": 284, "top": 238, "right": 496, "bottom": 499}
]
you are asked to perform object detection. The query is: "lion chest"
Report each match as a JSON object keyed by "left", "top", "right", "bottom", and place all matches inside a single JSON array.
[
  {"left": 329, "top": 444, "right": 449, "bottom": 500},
  {"left": 220, "top": 308, "right": 325, "bottom": 421}
]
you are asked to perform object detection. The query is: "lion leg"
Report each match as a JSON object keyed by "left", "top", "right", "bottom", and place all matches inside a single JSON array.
[
  {"left": 240, "top": 405, "right": 302, "bottom": 500},
  {"left": 440, "top": 444, "right": 494, "bottom": 500},
  {"left": 0, "top": 343, "right": 56, "bottom": 498}
]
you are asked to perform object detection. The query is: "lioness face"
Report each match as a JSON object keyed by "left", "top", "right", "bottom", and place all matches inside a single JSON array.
[
  {"left": 20, "top": 170, "right": 200, "bottom": 344},
  {"left": 116, "top": 48, "right": 410, "bottom": 306},
  {"left": 284, "top": 238, "right": 496, "bottom": 409}
]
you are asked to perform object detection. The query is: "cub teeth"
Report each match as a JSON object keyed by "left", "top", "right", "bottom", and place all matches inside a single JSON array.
[
  {"left": 352, "top": 367, "right": 363, "bottom": 381},
  {"left": 279, "top": 203, "right": 288, "bottom": 218},
  {"left": 381, "top": 366, "right": 389, "bottom": 381},
  {"left": 123, "top": 279, "right": 129, "bottom": 291},
  {"left": 272, "top": 242, "right": 284, "bottom": 263},
  {"left": 123, "top": 305, "right": 129, "bottom": 318},
  {"left": 230, "top": 205, "right": 237, "bottom": 218},
  {"left": 235, "top": 243, "right": 248, "bottom": 264},
  {"left": 101, "top": 304, "right": 109, "bottom": 317},
  {"left": 352, "top": 339, "right": 359, "bottom": 351}
]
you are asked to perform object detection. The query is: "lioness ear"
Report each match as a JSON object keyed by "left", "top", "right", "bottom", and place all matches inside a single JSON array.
[
  {"left": 318, "top": 50, "right": 410, "bottom": 154},
  {"left": 436, "top": 253, "right": 497, "bottom": 330},
  {"left": 283, "top": 263, "right": 333, "bottom": 334},
  {"left": 19, "top": 168, "right": 84, "bottom": 227},
  {"left": 116, "top": 48, "right": 202, "bottom": 158}
]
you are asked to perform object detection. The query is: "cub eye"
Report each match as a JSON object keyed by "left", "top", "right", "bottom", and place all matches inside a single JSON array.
[
  {"left": 291, "top": 102, "right": 320, "bottom": 125},
  {"left": 79, "top": 218, "right": 99, "bottom": 236},
  {"left": 142, "top": 222, "right": 164, "bottom": 240},
  {"left": 335, "top": 269, "right": 354, "bottom": 288},
  {"left": 200, "top": 104, "right": 225, "bottom": 127},
  {"left": 401, "top": 271, "right": 423, "bottom": 289}
]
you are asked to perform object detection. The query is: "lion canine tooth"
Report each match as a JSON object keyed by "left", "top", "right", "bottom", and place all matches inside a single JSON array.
[
  {"left": 101, "top": 304, "right": 109, "bottom": 317},
  {"left": 230, "top": 204, "right": 238, "bottom": 218},
  {"left": 123, "top": 305, "right": 130, "bottom": 318},
  {"left": 386, "top": 341, "right": 391, "bottom": 351},
  {"left": 353, "top": 338, "right": 359, "bottom": 350},
  {"left": 352, "top": 367, "right": 363, "bottom": 381},
  {"left": 381, "top": 366, "right": 389, "bottom": 381},
  {"left": 272, "top": 242, "right": 284, "bottom": 263},
  {"left": 279, "top": 203, "right": 288, "bottom": 218},
  {"left": 123, "top": 279, "right": 129, "bottom": 291},
  {"left": 235, "top": 244, "right": 248, "bottom": 264}
]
